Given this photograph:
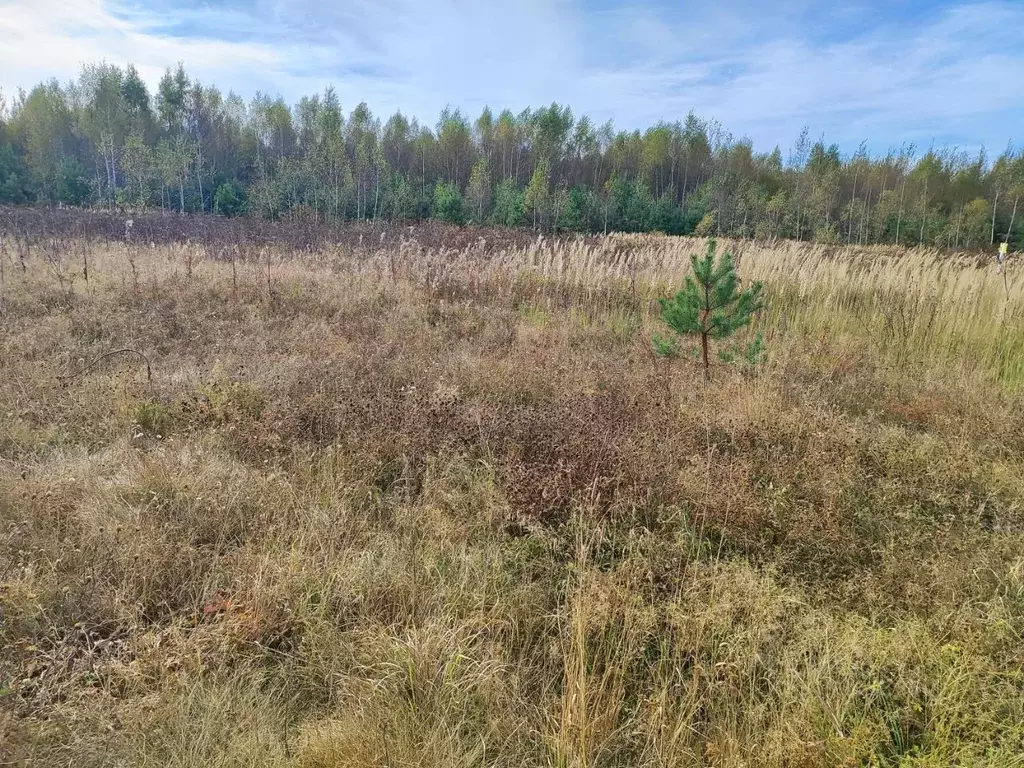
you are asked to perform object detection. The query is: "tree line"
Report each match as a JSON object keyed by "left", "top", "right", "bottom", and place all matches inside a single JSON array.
[{"left": 1, "top": 61, "right": 1022, "bottom": 249}]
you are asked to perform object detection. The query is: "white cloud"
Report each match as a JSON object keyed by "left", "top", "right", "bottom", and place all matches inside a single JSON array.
[
  {"left": 0, "top": 0, "right": 1020, "bottom": 153},
  {"left": 574, "top": 0, "right": 1024, "bottom": 150},
  {"left": 0, "top": 0, "right": 293, "bottom": 101}
]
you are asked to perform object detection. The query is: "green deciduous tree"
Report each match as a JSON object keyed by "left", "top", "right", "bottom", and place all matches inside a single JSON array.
[
  {"left": 4, "top": 57, "right": 1024, "bottom": 250},
  {"left": 0, "top": 105, "right": 33, "bottom": 203},
  {"left": 120, "top": 132, "right": 151, "bottom": 205},
  {"left": 11, "top": 82, "right": 78, "bottom": 202},
  {"left": 524, "top": 160, "right": 550, "bottom": 230},
  {"left": 465, "top": 159, "right": 491, "bottom": 222},
  {"left": 960, "top": 197, "right": 991, "bottom": 250}
]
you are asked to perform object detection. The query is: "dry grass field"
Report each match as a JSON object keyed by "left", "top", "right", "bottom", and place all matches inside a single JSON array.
[{"left": 1, "top": 225, "right": 1023, "bottom": 767}]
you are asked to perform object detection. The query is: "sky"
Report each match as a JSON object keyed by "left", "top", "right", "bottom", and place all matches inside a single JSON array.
[{"left": 1, "top": 0, "right": 1022, "bottom": 156}]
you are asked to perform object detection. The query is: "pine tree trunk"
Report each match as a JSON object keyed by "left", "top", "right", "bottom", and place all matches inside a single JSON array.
[
  {"left": 702, "top": 280, "right": 711, "bottom": 382},
  {"left": 701, "top": 331, "right": 709, "bottom": 383}
]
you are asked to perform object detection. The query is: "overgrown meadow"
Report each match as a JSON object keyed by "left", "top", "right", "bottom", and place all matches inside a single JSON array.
[{"left": 1, "top": 216, "right": 1023, "bottom": 767}]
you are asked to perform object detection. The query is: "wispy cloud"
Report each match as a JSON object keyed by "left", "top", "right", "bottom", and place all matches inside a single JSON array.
[
  {"left": 574, "top": 0, "right": 1024, "bottom": 152},
  {"left": 0, "top": 0, "right": 1020, "bottom": 153},
  {"left": 0, "top": 0, "right": 284, "bottom": 92}
]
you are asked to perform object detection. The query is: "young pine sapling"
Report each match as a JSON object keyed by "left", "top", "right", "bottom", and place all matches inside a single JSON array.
[{"left": 653, "top": 239, "right": 764, "bottom": 380}]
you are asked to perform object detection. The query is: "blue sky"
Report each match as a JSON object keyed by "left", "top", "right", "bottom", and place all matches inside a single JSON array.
[{"left": 1, "top": 0, "right": 1022, "bottom": 156}]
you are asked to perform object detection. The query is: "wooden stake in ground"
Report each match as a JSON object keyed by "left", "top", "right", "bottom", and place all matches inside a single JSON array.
[{"left": 998, "top": 242, "right": 1010, "bottom": 299}]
